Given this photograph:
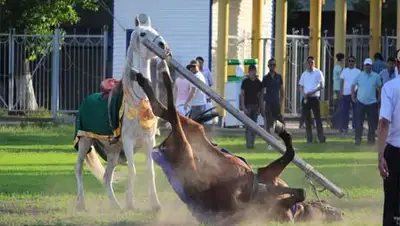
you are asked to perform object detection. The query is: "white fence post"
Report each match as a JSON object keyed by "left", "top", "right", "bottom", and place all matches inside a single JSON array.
[
  {"left": 103, "top": 26, "right": 108, "bottom": 78},
  {"left": 291, "top": 39, "right": 298, "bottom": 115},
  {"left": 51, "top": 29, "right": 60, "bottom": 118},
  {"left": 8, "top": 29, "right": 15, "bottom": 112}
]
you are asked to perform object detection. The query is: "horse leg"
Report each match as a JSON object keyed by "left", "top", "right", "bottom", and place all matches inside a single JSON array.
[
  {"left": 122, "top": 133, "right": 137, "bottom": 210},
  {"left": 257, "top": 121, "right": 295, "bottom": 184},
  {"left": 135, "top": 70, "right": 168, "bottom": 121},
  {"left": 75, "top": 136, "right": 92, "bottom": 211},
  {"left": 161, "top": 70, "right": 198, "bottom": 173},
  {"left": 104, "top": 151, "right": 122, "bottom": 210},
  {"left": 145, "top": 135, "right": 161, "bottom": 212}
]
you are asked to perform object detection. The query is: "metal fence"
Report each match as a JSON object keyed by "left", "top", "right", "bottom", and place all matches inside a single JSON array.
[
  {"left": 1, "top": 28, "right": 398, "bottom": 119},
  {"left": 260, "top": 31, "right": 398, "bottom": 115},
  {"left": 0, "top": 29, "right": 108, "bottom": 117}
]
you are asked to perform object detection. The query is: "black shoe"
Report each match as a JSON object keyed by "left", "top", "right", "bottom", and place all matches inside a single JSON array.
[{"left": 319, "top": 136, "right": 326, "bottom": 143}]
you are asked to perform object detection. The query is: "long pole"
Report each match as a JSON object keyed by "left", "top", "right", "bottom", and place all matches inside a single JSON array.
[{"left": 142, "top": 39, "right": 345, "bottom": 199}]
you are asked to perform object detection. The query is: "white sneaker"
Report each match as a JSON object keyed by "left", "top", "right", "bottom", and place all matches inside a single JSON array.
[{"left": 267, "top": 145, "right": 273, "bottom": 150}]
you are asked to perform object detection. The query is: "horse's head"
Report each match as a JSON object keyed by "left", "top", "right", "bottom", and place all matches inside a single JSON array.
[
  {"left": 124, "top": 15, "right": 170, "bottom": 98},
  {"left": 130, "top": 18, "right": 169, "bottom": 61},
  {"left": 294, "top": 200, "right": 344, "bottom": 223}
]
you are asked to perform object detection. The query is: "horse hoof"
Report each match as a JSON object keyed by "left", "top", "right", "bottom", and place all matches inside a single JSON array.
[
  {"left": 151, "top": 204, "right": 162, "bottom": 213},
  {"left": 75, "top": 202, "right": 87, "bottom": 212},
  {"left": 110, "top": 202, "right": 123, "bottom": 211},
  {"left": 126, "top": 206, "right": 138, "bottom": 212},
  {"left": 126, "top": 203, "right": 137, "bottom": 211},
  {"left": 273, "top": 120, "right": 285, "bottom": 134}
]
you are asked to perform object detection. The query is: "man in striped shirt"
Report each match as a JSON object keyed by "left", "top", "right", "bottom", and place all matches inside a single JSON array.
[{"left": 373, "top": 52, "right": 387, "bottom": 74}]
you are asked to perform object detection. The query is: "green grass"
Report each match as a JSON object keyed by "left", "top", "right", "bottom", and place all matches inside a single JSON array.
[{"left": 0, "top": 124, "right": 384, "bottom": 225}]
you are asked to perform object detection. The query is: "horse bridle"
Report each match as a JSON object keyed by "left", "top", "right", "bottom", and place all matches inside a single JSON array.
[{"left": 126, "top": 29, "right": 170, "bottom": 100}]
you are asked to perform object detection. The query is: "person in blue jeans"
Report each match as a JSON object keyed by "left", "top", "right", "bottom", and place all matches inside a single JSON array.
[
  {"left": 351, "top": 58, "right": 382, "bottom": 145},
  {"left": 339, "top": 56, "right": 360, "bottom": 133},
  {"left": 240, "top": 64, "right": 262, "bottom": 149}
]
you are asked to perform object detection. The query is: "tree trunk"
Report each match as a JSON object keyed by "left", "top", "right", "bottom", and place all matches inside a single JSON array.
[{"left": 15, "top": 58, "right": 38, "bottom": 111}]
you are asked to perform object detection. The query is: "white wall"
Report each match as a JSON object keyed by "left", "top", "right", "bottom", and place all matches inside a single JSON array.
[
  {"left": 211, "top": 0, "right": 275, "bottom": 84},
  {"left": 113, "top": 0, "right": 211, "bottom": 79}
]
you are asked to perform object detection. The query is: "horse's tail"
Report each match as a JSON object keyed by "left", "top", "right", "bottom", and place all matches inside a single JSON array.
[
  {"left": 89, "top": 140, "right": 127, "bottom": 184},
  {"left": 85, "top": 148, "right": 106, "bottom": 183}
]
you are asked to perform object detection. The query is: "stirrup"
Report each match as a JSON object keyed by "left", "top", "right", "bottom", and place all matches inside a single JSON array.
[{"left": 273, "top": 120, "right": 285, "bottom": 134}]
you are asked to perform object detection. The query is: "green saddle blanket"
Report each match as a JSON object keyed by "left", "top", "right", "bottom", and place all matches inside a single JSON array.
[{"left": 74, "top": 85, "right": 124, "bottom": 150}]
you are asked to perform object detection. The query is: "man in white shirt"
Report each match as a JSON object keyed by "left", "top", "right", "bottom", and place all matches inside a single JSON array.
[
  {"left": 196, "top": 56, "right": 214, "bottom": 88},
  {"left": 377, "top": 49, "right": 400, "bottom": 226},
  {"left": 184, "top": 60, "right": 208, "bottom": 119},
  {"left": 196, "top": 56, "right": 218, "bottom": 125},
  {"left": 298, "top": 56, "right": 326, "bottom": 143},
  {"left": 339, "top": 56, "right": 361, "bottom": 133}
]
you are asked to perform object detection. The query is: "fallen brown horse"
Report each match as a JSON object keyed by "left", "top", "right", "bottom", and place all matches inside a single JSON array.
[{"left": 134, "top": 61, "right": 343, "bottom": 225}]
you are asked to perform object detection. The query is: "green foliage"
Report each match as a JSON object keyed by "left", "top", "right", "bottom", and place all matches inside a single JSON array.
[
  {"left": 1, "top": 0, "right": 98, "bottom": 33},
  {"left": 353, "top": 0, "right": 397, "bottom": 32},
  {"left": 288, "top": 0, "right": 303, "bottom": 20},
  {"left": 1, "top": 0, "right": 99, "bottom": 60}
]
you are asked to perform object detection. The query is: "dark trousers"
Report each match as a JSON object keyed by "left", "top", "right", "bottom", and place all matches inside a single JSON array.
[
  {"left": 383, "top": 143, "right": 400, "bottom": 226},
  {"left": 264, "top": 101, "right": 284, "bottom": 132},
  {"left": 355, "top": 101, "right": 378, "bottom": 144},
  {"left": 190, "top": 104, "right": 206, "bottom": 119},
  {"left": 245, "top": 104, "right": 259, "bottom": 148},
  {"left": 333, "top": 91, "right": 340, "bottom": 113},
  {"left": 301, "top": 97, "right": 325, "bottom": 142},
  {"left": 330, "top": 91, "right": 341, "bottom": 130},
  {"left": 341, "top": 95, "right": 357, "bottom": 131}
]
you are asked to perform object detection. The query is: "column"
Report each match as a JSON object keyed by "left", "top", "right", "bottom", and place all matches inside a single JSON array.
[
  {"left": 216, "top": 0, "right": 229, "bottom": 116},
  {"left": 334, "top": 0, "right": 347, "bottom": 56},
  {"left": 309, "top": 0, "right": 323, "bottom": 69},
  {"left": 252, "top": 0, "right": 263, "bottom": 79},
  {"left": 275, "top": 0, "right": 287, "bottom": 113},
  {"left": 369, "top": 0, "right": 382, "bottom": 57}
]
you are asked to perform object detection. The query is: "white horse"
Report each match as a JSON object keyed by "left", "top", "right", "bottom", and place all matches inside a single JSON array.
[{"left": 73, "top": 18, "right": 169, "bottom": 211}]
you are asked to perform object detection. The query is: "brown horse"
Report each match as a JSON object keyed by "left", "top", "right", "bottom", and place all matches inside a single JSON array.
[{"left": 135, "top": 61, "right": 344, "bottom": 225}]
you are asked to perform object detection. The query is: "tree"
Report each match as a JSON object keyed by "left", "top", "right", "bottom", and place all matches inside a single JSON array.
[
  {"left": 353, "top": 0, "right": 397, "bottom": 32},
  {"left": 287, "top": 0, "right": 304, "bottom": 33},
  {"left": 0, "top": 0, "right": 98, "bottom": 112},
  {"left": 288, "top": 0, "right": 303, "bottom": 20}
]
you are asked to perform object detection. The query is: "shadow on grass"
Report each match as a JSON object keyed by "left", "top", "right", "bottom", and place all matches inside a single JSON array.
[
  {"left": 0, "top": 170, "right": 173, "bottom": 196},
  {"left": 248, "top": 157, "right": 376, "bottom": 167},
  {"left": 219, "top": 142, "right": 376, "bottom": 154},
  {"left": 0, "top": 132, "right": 72, "bottom": 146},
  {"left": 0, "top": 174, "right": 104, "bottom": 195},
  {"left": 1, "top": 147, "right": 76, "bottom": 154},
  {"left": 0, "top": 159, "right": 381, "bottom": 197}
]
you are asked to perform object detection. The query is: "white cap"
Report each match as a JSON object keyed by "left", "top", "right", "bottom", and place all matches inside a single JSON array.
[{"left": 364, "top": 58, "right": 373, "bottom": 65}]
